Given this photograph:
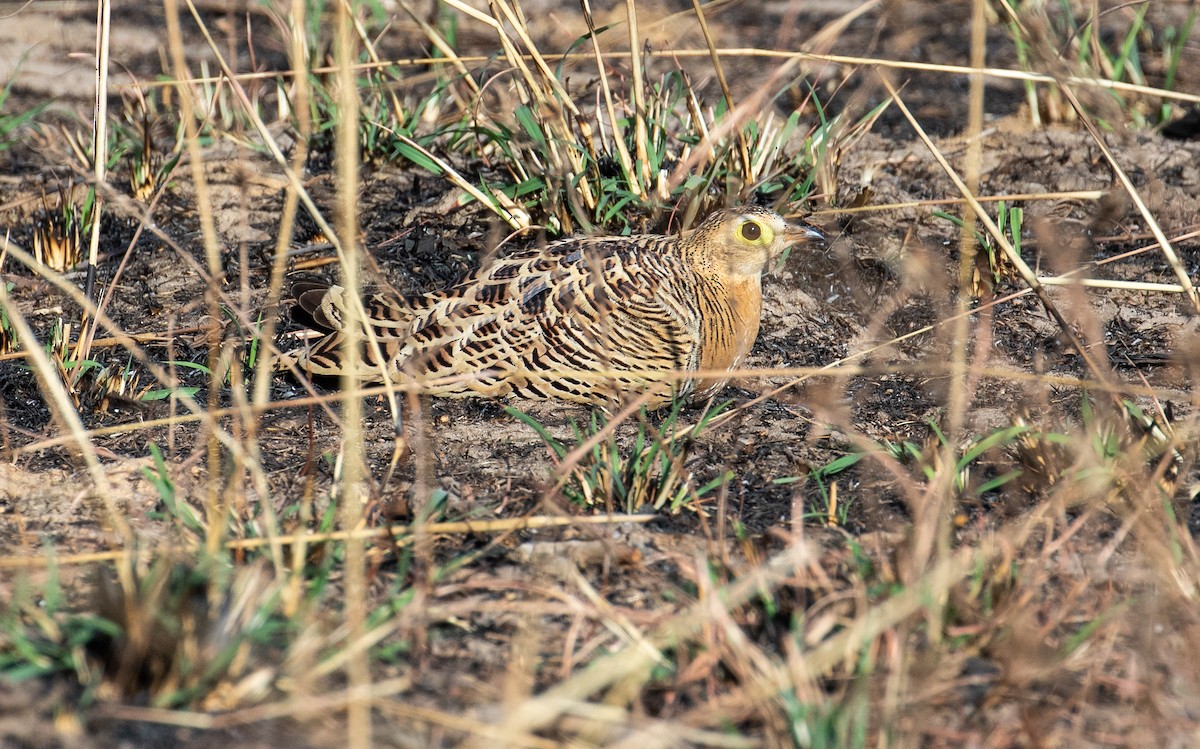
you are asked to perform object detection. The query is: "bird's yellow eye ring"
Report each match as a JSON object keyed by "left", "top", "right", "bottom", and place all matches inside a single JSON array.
[{"left": 738, "top": 220, "right": 770, "bottom": 244}]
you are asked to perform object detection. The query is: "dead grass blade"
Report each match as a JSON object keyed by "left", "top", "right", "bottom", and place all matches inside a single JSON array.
[
  {"left": 77, "top": 0, "right": 111, "bottom": 366},
  {"left": 689, "top": 0, "right": 751, "bottom": 184},
  {"left": 1057, "top": 83, "right": 1200, "bottom": 314},
  {"left": 622, "top": 0, "right": 651, "bottom": 191},
  {"left": 820, "top": 189, "right": 1106, "bottom": 216},
  {"left": 581, "top": 0, "right": 639, "bottom": 200},
  {"left": 91, "top": 677, "right": 412, "bottom": 730},
  {"left": 163, "top": 0, "right": 254, "bottom": 560},
  {"left": 388, "top": 131, "right": 532, "bottom": 229},
  {"left": 331, "top": 3, "right": 372, "bottom": 744},
  {"left": 125, "top": 46, "right": 1200, "bottom": 110},
  {"left": 877, "top": 72, "right": 1116, "bottom": 397},
  {"left": 396, "top": 0, "right": 480, "bottom": 102},
  {"left": 0, "top": 515, "right": 656, "bottom": 569}
]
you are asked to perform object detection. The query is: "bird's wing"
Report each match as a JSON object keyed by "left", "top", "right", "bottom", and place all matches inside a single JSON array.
[{"left": 397, "top": 238, "right": 703, "bottom": 399}]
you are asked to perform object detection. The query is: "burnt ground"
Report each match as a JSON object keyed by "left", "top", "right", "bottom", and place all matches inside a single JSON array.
[{"left": 1, "top": 0, "right": 1200, "bottom": 746}]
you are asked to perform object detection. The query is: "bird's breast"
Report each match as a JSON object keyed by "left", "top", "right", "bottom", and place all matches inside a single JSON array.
[{"left": 696, "top": 276, "right": 763, "bottom": 379}]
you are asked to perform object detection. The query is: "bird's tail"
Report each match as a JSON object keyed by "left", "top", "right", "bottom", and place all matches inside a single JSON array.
[{"left": 279, "top": 280, "right": 417, "bottom": 382}]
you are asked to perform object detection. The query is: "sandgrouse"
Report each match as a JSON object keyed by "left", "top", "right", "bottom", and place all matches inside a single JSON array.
[{"left": 283, "top": 206, "right": 824, "bottom": 408}]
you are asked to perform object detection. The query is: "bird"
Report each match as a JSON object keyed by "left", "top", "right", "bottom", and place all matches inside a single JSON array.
[{"left": 281, "top": 205, "right": 825, "bottom": 408}]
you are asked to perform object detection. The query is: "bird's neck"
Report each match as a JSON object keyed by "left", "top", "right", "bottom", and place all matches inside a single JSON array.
[{"left": 676, "top": 241, "right": 715, "bottom": 274}]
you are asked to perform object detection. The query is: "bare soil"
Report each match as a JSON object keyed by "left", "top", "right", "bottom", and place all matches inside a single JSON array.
[{"left": 1, "top": 0, "right": 1199, "bottom": 746}]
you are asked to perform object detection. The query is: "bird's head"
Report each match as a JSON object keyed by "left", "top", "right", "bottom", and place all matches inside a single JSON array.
[{"left": 689, "top": 205, "right": 826, "bottom": 278}]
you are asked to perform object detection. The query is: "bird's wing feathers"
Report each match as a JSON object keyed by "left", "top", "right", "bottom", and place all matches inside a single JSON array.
[
  {"left": 400, "top": 239, "right": 702, "bottom": 399},
  {"left": 288, "top": 237, "right": 702, "bottom": 399}
]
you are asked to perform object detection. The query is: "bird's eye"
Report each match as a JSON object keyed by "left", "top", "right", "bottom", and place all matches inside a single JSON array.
[{"left": 739, "top": 221, "right": 763, "bottom": 242}]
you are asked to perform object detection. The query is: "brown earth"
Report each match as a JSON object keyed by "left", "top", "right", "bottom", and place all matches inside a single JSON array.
[{"left": 1, "top": 0, "right": 1199, "bottom": 746}]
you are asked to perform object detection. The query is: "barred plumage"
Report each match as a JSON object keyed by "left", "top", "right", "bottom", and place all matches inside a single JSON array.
[{"left": 281, "top": 206, "right": 824, "bottom": 408}]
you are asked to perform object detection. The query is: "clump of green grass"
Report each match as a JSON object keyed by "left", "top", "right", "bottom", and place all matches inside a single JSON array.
[
  {"left": 0, "top": 559, "right": 121, "bottom": 707},
  {"left": 775, "top": 401, "right": 1172, "bottom": 532},
  {"left": 0, "top": 282, "right": 14, "bottom": 355},
  {"left": 0, "top": 555, "right": 278, "bottom": 709},
  {"left": 1013, "top": 395, "right": 1193, "bottom": 509},
  {"left": 290, "top": 1, "right": 834, "bottom": 237},
  {"left": 113, "top": 92, "right": 182, "bottom": 202},
  {"left": 822, "top": 393, "right": 1192, "bottom": 531},
  {"left": 882, "top": 420, "right": 1030, "bottom": 501},
  {"left": 774, "top": 450, "right": 864, "bottom": 527},
  {"left": 29, "top": 189, "right": 92, "bottom": 273},
  {"left": 934, "top": 200, "right": 1024, "bottom": 295},
  {"left": 999, "top": 0, "right": 1199, "bottom": 127},
  {"left": 772, "top": 418, "right": 1031, "bottom": 530},
  {"left": 455, "top": 67, "right": 832, "bottom": 235},
  {"left": 508, "top": 400, "right": 733, "bottom": 514},
  {"left": 0, "top": 455, "right": 364, "bottom": 712},
  {"left": 0, "top": 69, "right": 48, "bottom": 152},
  {"left": 20, "top": 315, "right": 185, "bottom": 415}
]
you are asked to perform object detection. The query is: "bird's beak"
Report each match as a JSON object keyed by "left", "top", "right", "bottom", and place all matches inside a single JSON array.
[
  {"left": 770, "top": 220, "right": 827, "bottom": 273},
  {"left": 783, "top": 220, "right": 826, "bottom": 246}
]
